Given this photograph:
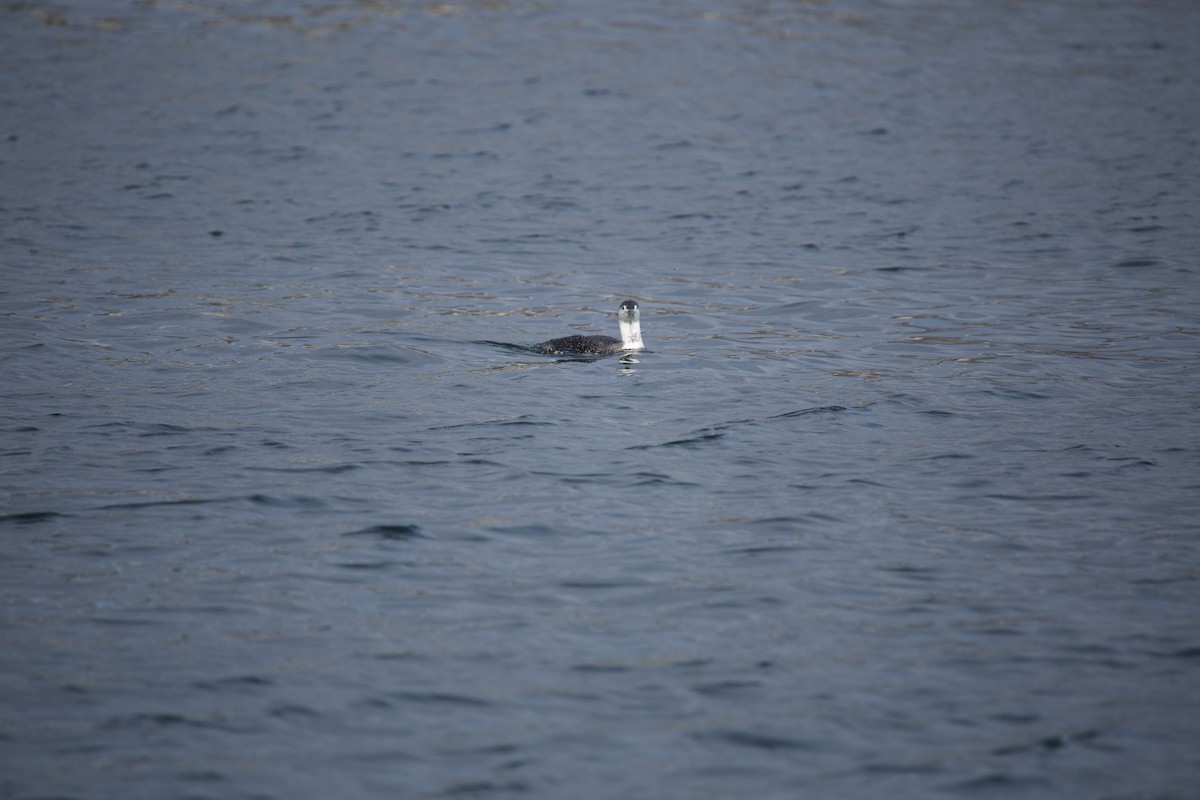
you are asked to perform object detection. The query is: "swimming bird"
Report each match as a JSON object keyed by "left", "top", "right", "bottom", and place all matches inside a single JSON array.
[{"left": 534, "top": 300, "right": 645, "bottom": 355}]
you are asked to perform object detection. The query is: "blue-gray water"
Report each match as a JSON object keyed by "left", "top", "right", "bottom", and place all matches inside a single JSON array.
[{"left": 2, "top": 1, "right": 1199, "bottom": 798}]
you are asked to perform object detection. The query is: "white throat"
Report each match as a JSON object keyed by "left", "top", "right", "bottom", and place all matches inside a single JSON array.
[{"left": 619, "top": 314, "right": 644, "bottom": 350}]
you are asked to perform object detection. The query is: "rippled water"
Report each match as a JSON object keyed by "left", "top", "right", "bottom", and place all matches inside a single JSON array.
[{"left": 2, "top": 1, "right": 1199, "bottom": 798}]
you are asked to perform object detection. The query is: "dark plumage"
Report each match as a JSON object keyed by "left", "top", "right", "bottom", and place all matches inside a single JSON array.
[{"left": 533, "top": 334, "right": 623, "bottom": 356}]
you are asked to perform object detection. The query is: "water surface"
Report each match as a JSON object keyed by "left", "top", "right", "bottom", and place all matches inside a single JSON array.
[{"left": 2, "top": 1, "right": 1198, "bottom": 798}]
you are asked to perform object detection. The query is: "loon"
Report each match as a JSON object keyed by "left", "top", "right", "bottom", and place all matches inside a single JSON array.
[{"left": 534, "top": 300, "right": 645, "bottom": 356}]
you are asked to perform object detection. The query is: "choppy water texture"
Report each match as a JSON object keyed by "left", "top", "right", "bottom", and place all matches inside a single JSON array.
[{"left": 2, "top": 1, "right": 1199, "bottom": 798}]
